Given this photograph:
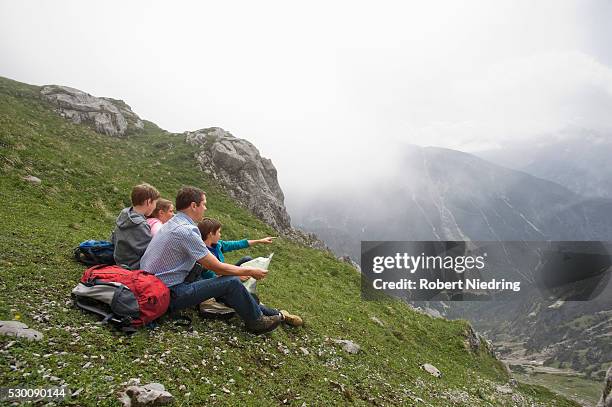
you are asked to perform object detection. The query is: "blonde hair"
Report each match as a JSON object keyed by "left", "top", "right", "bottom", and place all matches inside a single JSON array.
[{"left": 150, "top": 198, "right": 173, "bottom": 218}]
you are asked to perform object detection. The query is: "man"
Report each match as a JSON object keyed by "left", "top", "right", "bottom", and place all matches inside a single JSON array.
[
  {"left": 140, "top": 186, "right": 282, "bottom": 335},
  {"left": 111, "top": 183, "right": 160, "bottom": 270}
]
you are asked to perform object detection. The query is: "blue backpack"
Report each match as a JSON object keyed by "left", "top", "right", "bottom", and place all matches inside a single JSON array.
[{"left": 74, "top": 240, "right": 116, "bottom": 266}]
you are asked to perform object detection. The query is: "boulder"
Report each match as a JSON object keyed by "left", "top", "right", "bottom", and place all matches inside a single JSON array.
[
  {"left": 23, "top": 175, "right": 41, "bottom": 185},
  {"left": 186, "top": 127, "right": 291, "bottom": 231},
  {"left": 185, "top": 127, "right": 329, "bottom": 249},
  {"left": 40, "top": 85, "right": 143, "bottom": 137},
  {"left": 332, "top": 339, "right": 360, "bottom": 354},
  {"left": 118, "top": 381, "right": 174, "bottom": 407},
  {"left": 421, "top": 363, "right": 442, "bottom": 378},
  {"left": 0, "top": 321, "right": 43, "bottom": 341},
  {"left": 495, "top": 384, "right": 514, "bottom": 395}
]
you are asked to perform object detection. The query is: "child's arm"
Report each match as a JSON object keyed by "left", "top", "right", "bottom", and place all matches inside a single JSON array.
[
  {"left": 247, "top": 237, "right": 276, "bottom": 246},
  {"left": 221, "top": 237, "right": 276, "bottom": 253},
  {"left": 219, "top": 239, "right": 250, "bottom": 253}
]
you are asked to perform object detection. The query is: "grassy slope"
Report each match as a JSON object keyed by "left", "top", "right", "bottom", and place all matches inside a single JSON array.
[{"left": 0, "top": 76, "right": 579, "bottom": 406}]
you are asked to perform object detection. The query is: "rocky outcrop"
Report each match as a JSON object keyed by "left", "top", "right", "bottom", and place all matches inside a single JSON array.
[
  {"left": 186, "top": 127, "right": 291, "bottom": 231},
  {"left": 40, "top": 85, "right": 144, "bottom": 137},
  {"left": 185, "top": 128, "right": 328, "bottom": 249},
  {"left": 338, "top": 256, "right": 361, "bottom": 272},
  {"left": 462, "top": 324, "right": 495, "bottom": 357},
  {"left": 598, "top": 366, "right": 612, "bottom": 407},
  {"left": 283, "top": 227, "right": 327, "bottom": 251}
]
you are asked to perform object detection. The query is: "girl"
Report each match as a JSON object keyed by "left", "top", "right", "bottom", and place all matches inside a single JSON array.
[{"left": 146, "top": 198, "right": 174, "bottom": 236}]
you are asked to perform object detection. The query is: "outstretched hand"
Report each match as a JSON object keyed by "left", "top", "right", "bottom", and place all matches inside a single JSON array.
[{"left": 258, "top": 237, "right": 276, "bottom": 244}]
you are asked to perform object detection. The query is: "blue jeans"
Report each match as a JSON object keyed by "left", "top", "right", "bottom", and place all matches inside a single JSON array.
[{"left": 169, "top": 275, "right": 262, "bottom": 323}]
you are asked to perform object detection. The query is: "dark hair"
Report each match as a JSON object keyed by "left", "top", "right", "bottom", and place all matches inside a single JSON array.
[
  {"left": 175, "top": 186, "right": 205, "bottom": 211},
  {"left": 131, "top": 183, "right": 160, "bottom": 206},
  {"left": 198, "top": 218, "right": 222, "bottom": 240},
  {"left": 149, "top": 198, "right": 173, "bottom": 218}
]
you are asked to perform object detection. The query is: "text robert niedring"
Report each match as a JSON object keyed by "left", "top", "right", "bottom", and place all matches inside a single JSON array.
[{"left": 371, "top": 278, "right": 521, "bottom": 292}]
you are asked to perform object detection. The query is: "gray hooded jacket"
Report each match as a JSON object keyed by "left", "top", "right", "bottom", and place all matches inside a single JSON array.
[{"left": 111, "top": 207, "right": 152, "bottom": 270}]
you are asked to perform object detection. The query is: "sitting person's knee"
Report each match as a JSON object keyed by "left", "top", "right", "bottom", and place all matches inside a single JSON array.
[{"left": 227, "top": 276, "right": 242, "bottom": 286}]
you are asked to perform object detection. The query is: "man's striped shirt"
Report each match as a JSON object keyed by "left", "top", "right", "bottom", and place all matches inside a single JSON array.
[{"left": 140, "top": 212, "right": 209, "bottom": 287}]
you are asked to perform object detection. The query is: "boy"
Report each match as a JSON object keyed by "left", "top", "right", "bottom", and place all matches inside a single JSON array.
[
  {"left": 111, "top": 183, "right": 160, "bottom": 269},
  {"left": 198, "top": 217, "right": 303, "bottom": 326}
]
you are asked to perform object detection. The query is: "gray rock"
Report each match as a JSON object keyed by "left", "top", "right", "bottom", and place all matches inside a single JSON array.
[
  {"left": 23, "top": 175, "right": 41, "bottom": 185},
  {"left": 598, "top": 365, "right": 612, "bottom": 407},
  {"left": 186, "top": 127, "right": 329, "bottom": 250},
  {"left": 464, "top": 324, "right": 481, "bottom": 352},
  {"left": 118, "top": 381, "right": 174, "bottom": 407},
  {"left": 332, "top": 339, "right": 360, "bottom": 354},
  {"left": 421, "top": 363, "right": 442, "bottom": 378},
  {"left": 463, "top": 324, "right": 495, "bottom": 358},
  {"left": 370, "top": 316, "right": 385, "bottom": 327},
  {"left": 186, "top": 127, "right": 291, "bottom": 231},
  {"left": 422, "top": 307, "right": 442, "bottom": 319},
  {"left": 338, "top": 256, "right": 361, "bottom": 272},
  {"left": 40, "top": 85, "right": 143, "bottom": 137},
  {"left": 495, "top": 384, "right": 513, "bottom": 395},
  {"left": 281, "top": 227, "right": 328, "bottom": 251},
  {"left": 0, "top": 321, "right": 43, "bottom": 341}
]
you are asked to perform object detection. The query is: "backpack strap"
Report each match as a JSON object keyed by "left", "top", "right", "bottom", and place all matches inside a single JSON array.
[{"left": 74, "top": 299, "right": 133, "bottom": 328}]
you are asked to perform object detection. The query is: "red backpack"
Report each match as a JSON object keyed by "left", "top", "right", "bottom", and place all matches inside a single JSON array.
[{"left": 72, "top": 265, "right": 170, "bottom": 330}]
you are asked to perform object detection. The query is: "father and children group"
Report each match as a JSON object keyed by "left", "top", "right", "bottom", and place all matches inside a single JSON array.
[{"left": 110, "top": 183, "right": 302, "bottom": 335}]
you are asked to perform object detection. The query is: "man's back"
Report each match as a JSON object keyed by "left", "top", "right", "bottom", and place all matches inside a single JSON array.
[{"left": 140, "top": 212, "right": 208, "bottom": 287}]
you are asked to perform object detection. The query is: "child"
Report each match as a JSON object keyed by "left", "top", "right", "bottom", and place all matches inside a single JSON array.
[
  {"left": 147, "top": 198, "right": 175, "bottom": 236},
  {"left": 198, "top": 217, "right": 303, "bottom": 326},
  {"left": 111, "top": 183, "right": 160, "bottom": 270}
]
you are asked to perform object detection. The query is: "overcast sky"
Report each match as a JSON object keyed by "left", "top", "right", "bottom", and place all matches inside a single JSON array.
[{"left": 2, "top": 0, "right": 612, "bottom": 204}]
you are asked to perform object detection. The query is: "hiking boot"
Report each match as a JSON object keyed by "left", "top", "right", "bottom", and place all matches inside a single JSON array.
[
  {"left": 198, "top": 298, "right": 235, "bottom": 320},
  {"left": 280, "top": 310, "right": 303, "bottom": 327},
  {"left": 246, "top": 314, "right": 282, "bottom": 335}
]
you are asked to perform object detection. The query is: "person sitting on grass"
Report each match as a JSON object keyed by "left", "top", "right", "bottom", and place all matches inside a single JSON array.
[
  {"left": 111, "top": 183, "right": 160, "bottom": 270},
  {"left": 146, "top": 198, "right": 175, "bottom": 236},
  {"left": 197, "top": 217, "right": 303, "bottom": 327},
  {"left": 140, "top": 186, "right": 282, "bottom": 335}
]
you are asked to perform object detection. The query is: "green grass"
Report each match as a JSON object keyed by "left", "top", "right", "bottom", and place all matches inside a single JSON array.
[
  {"left": 516, "top": 372, "right": 602, "bottom": 407},
  {"left": 0, "top": 75, "right": 580, "bottom": 406}
]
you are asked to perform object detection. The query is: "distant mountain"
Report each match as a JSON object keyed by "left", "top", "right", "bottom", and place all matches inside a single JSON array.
[
  {"left": 295, "top": 144, "right": 612, "bottom": 260},
  {"left": 476, "top": 129, "right": 612, "bottom": 200},
  {"left": 292, "top": 144, "right": 612, "bottom": 380}
]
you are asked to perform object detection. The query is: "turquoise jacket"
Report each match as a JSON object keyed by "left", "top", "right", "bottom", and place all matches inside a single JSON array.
[{"left": 202, "top": 239, "right": 250, "bottom": 279}]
